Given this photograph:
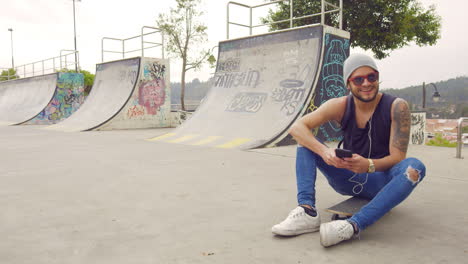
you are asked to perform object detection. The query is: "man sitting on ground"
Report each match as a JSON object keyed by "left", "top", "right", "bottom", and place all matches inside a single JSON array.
[{"left": 271, "top": 53, "right": 426, "bottom": 247}]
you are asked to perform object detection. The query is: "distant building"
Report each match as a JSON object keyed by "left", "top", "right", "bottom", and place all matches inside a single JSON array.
[
  {"left": 426, "top": 119, "right": 459, "bottom": 134},
  {"left": 426, "top": 119, "right": 465, "bottom": 143}
]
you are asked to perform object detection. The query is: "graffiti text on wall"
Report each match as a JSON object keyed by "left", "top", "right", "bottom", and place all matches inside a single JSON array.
[
  {"left": 217, "top": 58, "right": 241, "bottom": 72},
  {"left": 226, "top": 92, "right": 267, "bottom": 113},
  {"left": 119, "top": 67, "right": 138, "bottom": 85},
  {"left": 214, "top": 70, "right": 260, "bottom": 89},
  {"left": 127, "top": 105, "right": 146, "bottom": 118},
  {"left": 410, "top": 113, "right": 426, "bottom": 145},
  {"left": 272, "top": 79, "right": 305, "bottom": 116},
  {"left": 148, "top": 63, "right": 166, "bottom": 82}
]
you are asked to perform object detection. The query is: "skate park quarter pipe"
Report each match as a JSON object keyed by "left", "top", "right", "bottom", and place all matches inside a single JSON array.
[
  {"left": 149, "top": 25, "right": 350, "bottom": 149},
  {"left": 46, "top": 57, "right": 171, "bottom": 132}
]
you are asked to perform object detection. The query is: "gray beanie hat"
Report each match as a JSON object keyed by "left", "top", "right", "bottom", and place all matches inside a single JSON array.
[{"left": 343, "top": 53, "right": 378, "bottom": 83}]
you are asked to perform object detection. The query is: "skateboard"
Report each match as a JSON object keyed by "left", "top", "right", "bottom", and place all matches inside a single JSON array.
[{"left": 325, "top": 197, "right": 370, "bottom": 220}]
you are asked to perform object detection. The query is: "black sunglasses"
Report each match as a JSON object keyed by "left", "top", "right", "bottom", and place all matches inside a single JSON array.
[{"left": 349, "top": 72, "right": 379, "bottom": 86}]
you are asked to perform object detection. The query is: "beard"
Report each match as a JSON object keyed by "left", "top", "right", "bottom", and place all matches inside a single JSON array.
[{"left": 350, "top": 85, "right": 379, "bottom": 103}]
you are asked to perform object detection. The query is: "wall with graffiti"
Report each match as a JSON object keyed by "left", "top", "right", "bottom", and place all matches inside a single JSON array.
[
  {"left": 162, "top": 26, "right": 325, "bottom": 149},
  {"left": 410, "top": 112, "right": 426, "bottom": 145},
  {"left": 212, "top": 26, "right": 322, "bottom": 144},
  {"left": 313, "top": 33, "right": 350, "bottom": 142},
  {"left": 275, "top": 31, "right": 350, "bottom": 146},
  {"left": 25, "top": 72, "right": 85, "bottom": 125},
  {"left": 98, "top": 57, "right": 170, "bottom": 130}
]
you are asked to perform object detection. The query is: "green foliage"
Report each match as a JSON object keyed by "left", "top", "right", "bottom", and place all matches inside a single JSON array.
[
  {"left": 207, "top": 54, "right": 216, "bottom": 67},
  {"left": 462, "top": 125, "right": 468, "bottom": 134},
  {"left": 426, "top": 133, "right": 457, "bottom": 148},
  {"left": 0, "top": 68, "right": 19, "bottom": 81},
  {"left": 156, "top": 0, "right": 214, "bottom": 110},
  {"left": 57, "top": 69, "right": 95, "bottom": 96},
  {"left": 262, "top": 0, "right": 441, "bottom": 59}
]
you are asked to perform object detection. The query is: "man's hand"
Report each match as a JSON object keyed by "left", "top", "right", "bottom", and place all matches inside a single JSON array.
[
  {"left": 321, "top": 148, "right": 350, "bottom": 169},
  {"left": 322, "top": 149, "right": 370, "bottom": 173},
  {"left": 342, "top": 154, "right": 369, "bottom": 173}
]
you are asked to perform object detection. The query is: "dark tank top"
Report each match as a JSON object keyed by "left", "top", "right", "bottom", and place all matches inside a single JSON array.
[{"left": 340, "top": 93, "right": 397, "bottom": 159}]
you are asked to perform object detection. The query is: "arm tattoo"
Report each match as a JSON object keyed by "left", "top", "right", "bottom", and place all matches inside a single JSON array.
[{"left": 391, "top": 99, "right": 410, "bottom": 153}]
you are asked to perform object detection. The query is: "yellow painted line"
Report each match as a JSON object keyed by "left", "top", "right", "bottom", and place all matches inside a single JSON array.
[
  {"left": 167, "top": 134, "right": 198, "bottom": 143},
  {"left": 190, "top": 136, "right": 222, "bottom": 146},
  {"left": 215, "top": 138, "right": 252, "bottom": 149},
  {"left": 147, "top": 133, "right": 176, "bottom": 141}
]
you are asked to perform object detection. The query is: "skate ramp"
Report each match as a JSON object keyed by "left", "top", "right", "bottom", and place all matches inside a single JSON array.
[
  {"left": 149, "top": 25, "right": 349, "bottom": 149},
  {"left": 0, "top": 73, "right": 58, "bottom": 125},
  {"left": 21, "top": 72, "right": 85, "bottom": 125},
  {"left": 46, "top": 57, "right": 171, "bottom": 132}
]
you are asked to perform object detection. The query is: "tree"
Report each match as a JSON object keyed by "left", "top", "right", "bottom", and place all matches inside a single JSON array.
[
  {"left": 0, "top": 68, "right": 19, "bottom": 81},
  {"left": 156, "top": 0, "right": 215, "bottom": 111},
  {"left": 262, "top": 0, "right": 441, "bottom": 59}
]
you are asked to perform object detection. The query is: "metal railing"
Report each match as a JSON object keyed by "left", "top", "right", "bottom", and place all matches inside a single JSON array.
[
  {"left": 60, "top": 49, "right": 80, "bottom": 72},
  {"left": 101, "top": 26, "right": 164, "bottom": 62},
  {"left": 456, "top": 117, "right": 468, "bottom": 159},
  {"left": 0, "top": 50, "right": 79, "bottom": 81},
  {"left": 227, "top": 0, "right": 343, "bottom": 39}
]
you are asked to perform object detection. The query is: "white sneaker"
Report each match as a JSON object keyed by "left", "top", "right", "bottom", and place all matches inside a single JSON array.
[
  {"left": 320, "top": 220, "right": 355, "bottom": 247},
  {"left": 271, "top": 206, "right": 320, "bottom": 236}
]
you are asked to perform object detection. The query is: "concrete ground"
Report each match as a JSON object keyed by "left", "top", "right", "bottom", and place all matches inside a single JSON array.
[{"left": 0, "top": 125, "right": 467, "bottom": 264}]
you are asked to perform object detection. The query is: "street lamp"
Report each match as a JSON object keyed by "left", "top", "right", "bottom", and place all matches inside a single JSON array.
[
  {"left": 72, "top": 0, "right": 81, "bottom": 71},
  {"left": 8, "top": 28, "right": 14, "bottom": 69},
  {"left": 422, "top": 82, "right": 441, "bottom": 108}
]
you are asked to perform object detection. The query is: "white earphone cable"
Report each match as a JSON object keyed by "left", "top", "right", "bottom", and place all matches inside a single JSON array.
[{"left": 348, "top": 116, "right": 372, "bottom": 195}]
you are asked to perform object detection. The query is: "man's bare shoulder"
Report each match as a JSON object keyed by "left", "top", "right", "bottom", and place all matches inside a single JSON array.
[
  {"left": 393, "top": 97, "right": 409, "bottom": 106},
  {"left": 316, "top": 96, "right": 348, "bottom": 120},
  {"left": 391, "top": 98, "right": 410, "bottom": 118},
  {"left": 322, "top": 96, "right": 347, "bottom": 108},
  {"left": 323, "top": 96, "right": 348, "bottom": 112},
  {"left": 298, "top": 96, "right": 348, "bottom": 127}
]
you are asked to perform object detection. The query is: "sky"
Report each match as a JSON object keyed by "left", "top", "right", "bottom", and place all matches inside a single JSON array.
[{"left": 0, "top": 0, "right": 467, "bottom": 90}]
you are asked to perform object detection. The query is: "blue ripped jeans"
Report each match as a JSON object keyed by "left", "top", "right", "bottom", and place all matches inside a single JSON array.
[{"left": 296, "top": 145, "right": 426, "bottom": 231}]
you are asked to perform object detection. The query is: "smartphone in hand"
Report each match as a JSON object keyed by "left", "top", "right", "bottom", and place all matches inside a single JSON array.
[{"left": 335, "top": 148, "right": 353, "bottom": 158}]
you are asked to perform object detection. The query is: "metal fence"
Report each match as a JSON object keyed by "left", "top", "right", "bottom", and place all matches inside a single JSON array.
[
  {"left": 0, "top": 50, "right": 79, "bottom": 82},
  {"left": 101, "top": 26, "right": 164, "bottom": 62},
  {"left": 456, "top": 117, "right": 468, "bottom": 159},
  {"left": 226, "top": 0, "right": 343, "bottom": 39}
]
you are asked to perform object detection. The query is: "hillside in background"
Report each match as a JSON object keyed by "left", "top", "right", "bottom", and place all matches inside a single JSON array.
[
  {"left": 170, "top": 78, "right": 212, "bottom": 111},
  {"left": 382, "top": 76, "right": 468, "bottom": 119},
  {"left": 171, "top": 76, "right": 468, "bottom": 118}
]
